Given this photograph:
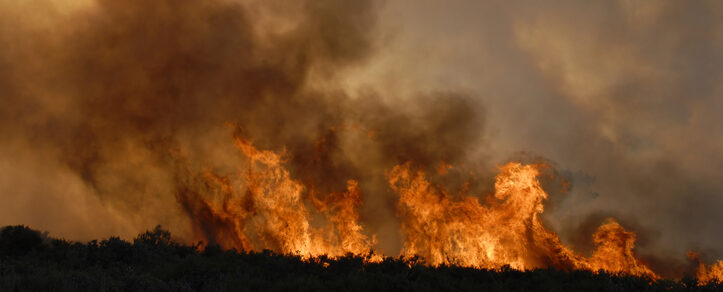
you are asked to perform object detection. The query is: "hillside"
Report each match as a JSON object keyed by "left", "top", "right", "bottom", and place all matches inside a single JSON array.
[{"left": 0, "top": 225, "right": 719, "bottom": 292}]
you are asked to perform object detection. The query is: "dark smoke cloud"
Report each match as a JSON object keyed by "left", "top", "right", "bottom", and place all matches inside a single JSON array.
[{"left": 0, "top": 0, "right": 487, "bottom": 254}]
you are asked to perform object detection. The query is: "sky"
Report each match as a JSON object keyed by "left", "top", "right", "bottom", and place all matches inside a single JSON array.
[
  {"left": 355, "top": 0, "right": 723, "bottom": 262},
  {"left": 0, "top": 0, "right": 721, "bottom": 272}
]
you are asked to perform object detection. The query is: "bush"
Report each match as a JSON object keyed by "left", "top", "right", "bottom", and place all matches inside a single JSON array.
[{"left": 0, "top": 225, "right": 44, "bottom": 257}]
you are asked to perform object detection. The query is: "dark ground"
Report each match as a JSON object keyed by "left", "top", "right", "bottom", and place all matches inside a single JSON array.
[{"left": 0, "top": 225, "right": 719, "bottom": 291}]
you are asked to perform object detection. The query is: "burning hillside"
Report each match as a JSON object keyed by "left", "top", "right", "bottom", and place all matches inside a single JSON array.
[
  {"left": 0, "top": 0, "right": 721, "bottom": 287},
  {"left": 174, "top": 129, "right": 720, "bottom": 283}
]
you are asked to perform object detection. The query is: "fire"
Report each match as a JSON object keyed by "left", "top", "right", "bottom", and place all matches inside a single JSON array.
[
  {"left": 389, "top": 162, "right": 552, "bottom": 269},
  {"left": 178, "top": 134, "right": 375, "bottom": 258},
  {"left": 698, "top": 261, "right": 723, "bottom": 284},
  {"left": 177, "top": 132, "right": 719, "bottom": 283},
  {"left": 688, "top": 252, "right": 723, "bottom": 284},
  {"left": 586, "top": 220, "right": 656, "bottom": 277},
  {"left": 389, "top": 162, "right": 656, "bottom": 278}
]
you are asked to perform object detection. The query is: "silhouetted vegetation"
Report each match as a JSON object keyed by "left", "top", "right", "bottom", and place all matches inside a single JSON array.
[{"left": 0, "top": 225, "right": 719, "bottom": 291}]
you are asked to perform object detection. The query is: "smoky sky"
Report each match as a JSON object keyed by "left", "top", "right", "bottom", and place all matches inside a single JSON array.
[
  {"left": 0, "top": 0, "right": 721, "bottom": 268},
  {"left": 365, "top": 0, "right": 723, "bottom": 263}
]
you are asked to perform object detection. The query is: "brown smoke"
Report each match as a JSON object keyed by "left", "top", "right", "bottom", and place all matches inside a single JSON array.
[{"left": 0, "top": 0, "right": 487, "bottom": 253}]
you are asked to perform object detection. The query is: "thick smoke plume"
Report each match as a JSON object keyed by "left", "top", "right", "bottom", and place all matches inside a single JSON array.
[{"left": 0, "top": 0, "right": 485, "bottom": 254}]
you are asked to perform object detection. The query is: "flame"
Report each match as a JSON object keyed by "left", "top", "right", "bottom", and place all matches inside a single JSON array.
[
  {"left": 688, "top": 252, "right": 723, "bottom": 284},
  {"left": 178, "top": 135, "right": 375, "bottom": 258},
  {"left": 389, "top": 162, "right": 551, "bottom": 269},
  {"left": 389, "top": 162, "right": 657, "bottom": 278},
  {"left": 587, "top": 220, "right": 656, "bottom": 277},
  {"left": 697, "top": 261, "right": 723, "bottom": 284},
  {"left": 177, "top": 133, "right": 722, "bottom": 283}
]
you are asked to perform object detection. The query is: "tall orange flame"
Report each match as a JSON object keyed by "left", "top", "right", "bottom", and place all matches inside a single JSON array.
[
  {"left": 178, "top": 136, "right": 375, "bottom": 258},
  {"left": 587, "top": 220, "right": 656, "bottom": 277},
  {"left": 389, "top": 162, "right": 656, "bottom": 278}
]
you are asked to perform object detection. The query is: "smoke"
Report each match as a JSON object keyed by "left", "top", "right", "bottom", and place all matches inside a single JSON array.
[{"left": 366, "top": 0, "right": 723, "bottom": 264}]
